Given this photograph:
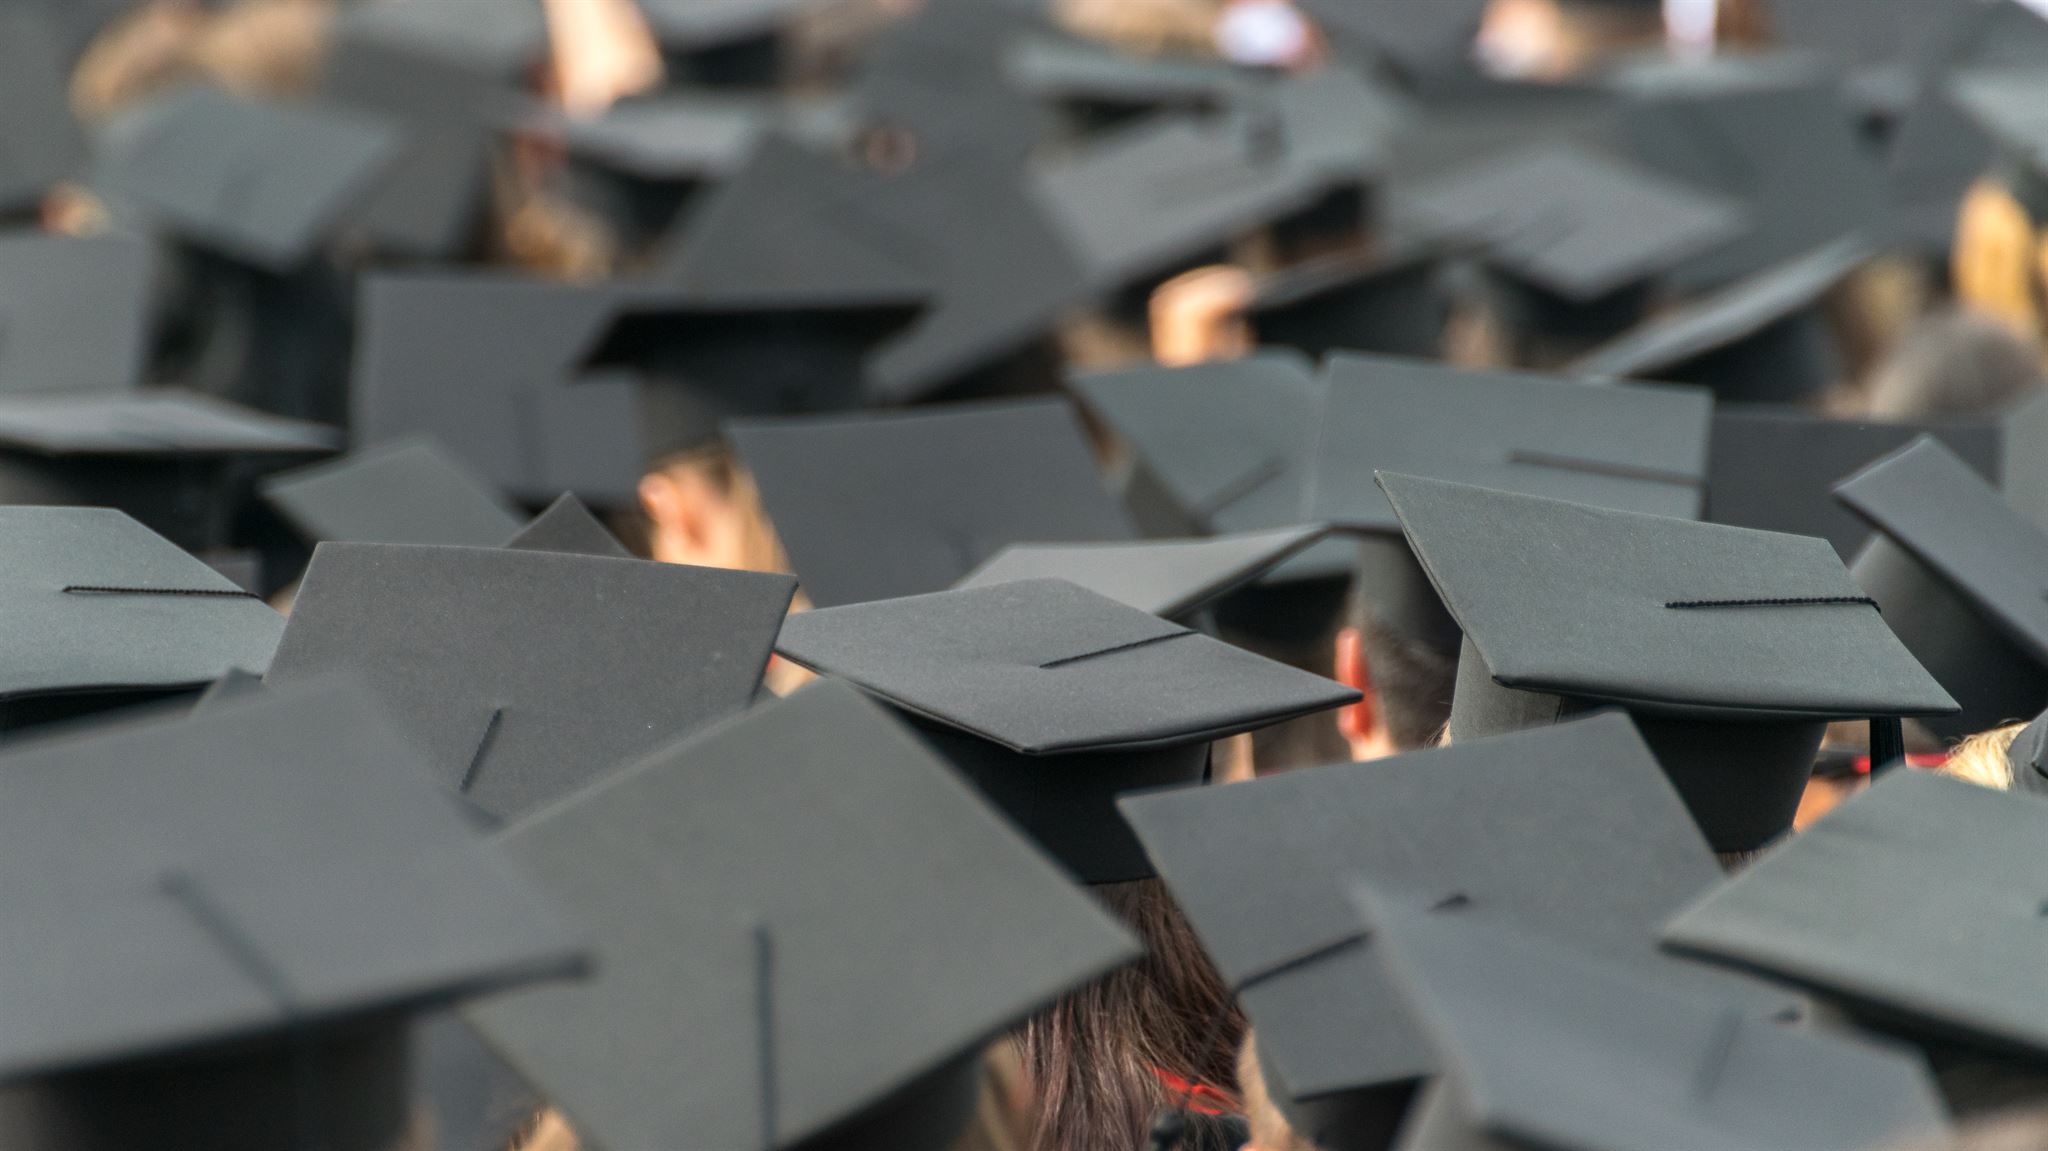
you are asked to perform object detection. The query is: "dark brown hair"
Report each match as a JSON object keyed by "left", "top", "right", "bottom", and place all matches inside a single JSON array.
[{"left": 1014, "top": 878, "right": 1244, "bottom": 1151}]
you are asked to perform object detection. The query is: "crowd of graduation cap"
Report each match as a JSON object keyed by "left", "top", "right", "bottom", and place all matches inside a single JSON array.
[{"left": 15, "top": 0, "right": 2048, "bottom": 1149}]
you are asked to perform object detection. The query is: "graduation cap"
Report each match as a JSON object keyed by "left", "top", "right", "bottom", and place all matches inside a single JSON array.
[
  {"left": 776, "top": 579, "right": 1358, "bottom": 883},
  {"left": 1297, "top": 0, "right": 1489, "bottom": 83},
  {"left": 635, "top": 0, "right": 819, "bottom": 88},
  {"left": 92, "top": 86, "right": 399, "bottom": 274},
  {"left": 1948, "top": 65, "right": 2048, "bottom": 221},
  {"left": 414, "top": 1014, "right": 544, "bottom": 1151},
  {"left": 1305, "top": 354, "right": 1713, "bottom": 534},
  {"left": 1569, "top": 239, "right": 1867, "bottom": 403},
  {"left": 1395, "top": 144, "right": 1747, "bottom": 347},
  {"left": 1006, "top": 34, "right": 1248, "bottom": 136},
  {"left": 729, "top": 399, "right": 1133, "bottom": 608},
  {"left": 953, "top": 525, "right": 1329, "bottom": 622},
  {"left": 259, "top": 437, "right": 526, "bottom": 548},
  {"left": 1246, "top": 236, "right": 1450, "bottom": 360},
  {"left": 1118, "top": 713, "right": 1805, "bottom": 1151},
  {"left": 0, "top": 7, "right": 84, "bottom": 219},
  {"left": 1604, "top": 52, "right": 1889, "bottom": 290},
  {"left": 504, "top": 493, "right": 632, "bottom": 558},
  {"left": 1665, "top": 770, "right": 2048, "bottom": 1088},
  {"left": 265, "top": 541, "right": 796, "bottom": 821},
  {"left": 1835, "top": 435, "right": 2048, "bottom": 738},
  {"left": 848, "top": 0, "right": 1055, "bottom": 168},
  {"left": 466, "top": 679, "right": 1139, "bottom": 1151},
  {"left": 352, "top": 274, "right": 643, "bottom": 507},
  {"left": 1379, "top": 471, "right": 1957, "bottom": 850},
  {"left": 1368, "top": 895, "right": 1950, "bottom": 1151},
  {"left": 1034, "top": 110, "right": 1373, "bottom": 297},
  {"left": 547, "top": 94, "right": 770, "bottom": 251},
  {"left": 0, "top": 677, "right": 586, "bottom": 1151},
  {"left": 1068, "top": 353, "right": 1323, "bottom": 540},
  {"left": 321, "top": 3, "right": 533, "bottom": 259},
  {"left": 0, "top": 234, "right": 155, "bottom": 395},
  {"left": 580, "top": 287, "right": 927, "bottom": 461},
  {"left": 0, "top": 389, "right": 338, "bottom": 552},
  {"left": 0, "top": 506, "right": 284, "bottom": 732},
  {"left": 1703, "top": 401, "right": 2048, "bottom": 562}
]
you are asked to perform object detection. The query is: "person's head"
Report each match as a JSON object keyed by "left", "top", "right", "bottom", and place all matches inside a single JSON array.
[
  {"left": 1943, "top": 723, "right": 2027, "bottom": 791},
  {"left": 1014, "top": 878, "right": 1243, "bottom": 1151},
  {"left": 1237, "top": 1032, "right": 1321, "bottom": 1151},
  {"left": 1332, "top": 583, "right": 1458, "bottom": 762},
  {"left": 636, "top": 442, "right": 788, "bottom": 573},
  {"left": 1865, "top": 308, "right": 2045, "bottom": 420}
]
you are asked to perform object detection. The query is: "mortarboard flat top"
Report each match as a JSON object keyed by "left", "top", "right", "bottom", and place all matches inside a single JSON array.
[
  {"left": 265, "top": 542, "right": 796, "bottom": 821},
  {"left": 1948, "top": 66, "right": 2048, "bottom": 174},
  {"left": 1369, "top": 896, "right": 1950, "bottom": 1151},
  {"left": 325, "top": 0, "right": 548, "bottom": 80},
  {"left": 1571, "top": 240, "right": 1864, "bottom": 380},
  {"left": 1398, "top": 144, "right": 1747, "bottom": 301},
  {"left": 1297, "top": 0, "right": 1489, "bottom": 80},
  {"left": 1379, "top": 471, "right": 1954, "bottom": 721},
  {"left": 1120, "top": 714, "right": 1802, "bottom": 1150},
  {"left": 92, "top": 87, "right": 399, "bottom": 273},
  {"left": 729, "top": 399, "right": 1132, "bottom": 608},
  {"left": 1838, "top": 435, "right": 2048, "bottom": 667},
  {"left": 259, "top": 438, "right": 527, "bottom": 548},
  {"left": 352, "top": 274, "right": 643, "bottom": 506},
  {"left": 0, "top": 7, "right": 84, "bottom": 214},
  {"left": 0, "top": 234, "right": 155, "bottom": 395},
  {"left": 954, "top": 526, "right": 1328, "bottom": 620},
  {"left": 1306, "top": 355, "right": 1713, "bottom": 533},
  {"left": 777, "top": 578, "right": 1357, "bottom": 755},
  {"left": 0, "top": 676, "right": 585, "bottom": 1083},
  {"left": 1665, "top": 770, "right": 2048, "bottom": 1059},
  {"left": 0, "top": 390, "right": 337, "bottom": 457},
  {"left": 1067, "top": 353, "right": 1323, "bottom": 538},
  {"left": 1033, "top": 111, "right": 1367, "bottom": 291},
  {"left": 0, "top": 506, "right": 284, "bottom": 705},
  {"left": 1005, "top": 34, "right": 1249, "bottom": 109},
  {"left": 504, "top": 494, "right": 632, "bottom": 559},
  {"left": 466, "top": 679, "right": 1140, "bottom": 1151},
  {"left": 550, "top": 95, "right": 771, "bottom": 181}
]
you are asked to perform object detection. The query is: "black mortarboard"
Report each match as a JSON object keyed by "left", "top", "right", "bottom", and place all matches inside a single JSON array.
[
  {"left": 635, "top": 0, "right": 817, "bottom": 88},
  {"left": 777, "top": 579, "right": 1358, "bottom": 882},
  {"left": 548, "top": 94, "right": 769, "bottom": 251},
  {"left": 954, "top": 525, "right": 1329, "bottom": 622},
  {"left": 1836, "top": 435, "right": 2048, "bottom": 738},
  {"left": 1006, "top": 34, "right": 1247, "bottom": 136},
  {"left": 1948, "top": 65, "right": 2048, "bottom": 221},
  {"left": 265, "top": 542, "right": 795, "bottom": 821},
  {"left": 0, "top": 677, "right": 585, "bottom": 1151},
  {"left": 1703, "top": 402, "right": 2048, "bottom": 561},
  {"left": 1568, "top": 239, "right": 1866, "bottom": 403},
  {"left": 1119, "top": 713, "right": 1805, "bottom": 1151},
  {"left": 0, "top": 506, "right": 283, "bottom": 732},
  {"left": 1665, "top": 770, "right": 2048, "bottom": 1089},
  {"left": 320, "top": 4, "right": 532, "bottom": 259},
  {"left": 1306, "top": 354, "right": 1713, "bottom": 534},
  {"left": 259, "top": 437, "right": 526, "bottom": 548},
  {"left": 1397, "top": 144, "right": 1747, "bottom": 345},
  {"left": 352, "top": 274, "right": 643, "bottom": 507},
  {"left": 504, "top": 493, "right": 632, "bottom": 559},
  {"left": 1034, "top": 110, "right": 1372, "bottom": 296},
  {"left": 414, "top": 1014, "right": 543, "bottom": 1151},
  {"left": 92, "top": 86, "right": 399, "bottom": 274},
  {"left": 1380, "top": 471, "right": 1957, "bottom": 850},
  {"left": 1297, "top": 0, "right": 1489, "bottom": 83},
  {"left": 848, "top": 0, "right": 1054, "bottom": 168},
  {"left": 0, "top": 7, "right": 84, "bottom": 219},
  {"left": 1368, "top": 895, "right": 1950, "bottom": 1151},
  {"left": 0, "top": 233, "right": 155, "bottom": 394},
  {"left": 1605, "top": 53, "right": 1888, "bottom": 290},
  {"left": 0, "top": 389, "right": 338, "bottom": 552},
  {"left": 1067, "top": 353, "right": 1323, "bottom": 539},
  {"left": 466, "top": 679, "right": 1139, "bottom": 1151},
  {"left": 729, "top": 399, "right": 1133, "bottom": 608},
  {"left": 1246, "top": 237, "right": 1450, "bottom": 361},
  {"left": 581, "top": 290, "right": 928, "bottom": 462}
]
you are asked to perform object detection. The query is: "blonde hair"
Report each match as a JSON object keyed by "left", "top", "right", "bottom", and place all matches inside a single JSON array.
[
  {"left": 512, "top": 1042, "right": 1035, "bottom": 1151},
  {"left": 1943, "top": 724, "right": 2026, "bottom": 792},
  {"left": 1237, "top": 1033, "right": 1320, "bottom": 1151}
]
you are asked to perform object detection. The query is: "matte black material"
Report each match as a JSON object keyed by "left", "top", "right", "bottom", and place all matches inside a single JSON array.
[{"left": 260, "top": 438, "right": 526, "bottom": 548}]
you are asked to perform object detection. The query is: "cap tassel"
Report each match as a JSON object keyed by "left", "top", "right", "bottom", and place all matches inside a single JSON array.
[{"left": 1869, "top": 717, "right": 1906, "bottom": 777}]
